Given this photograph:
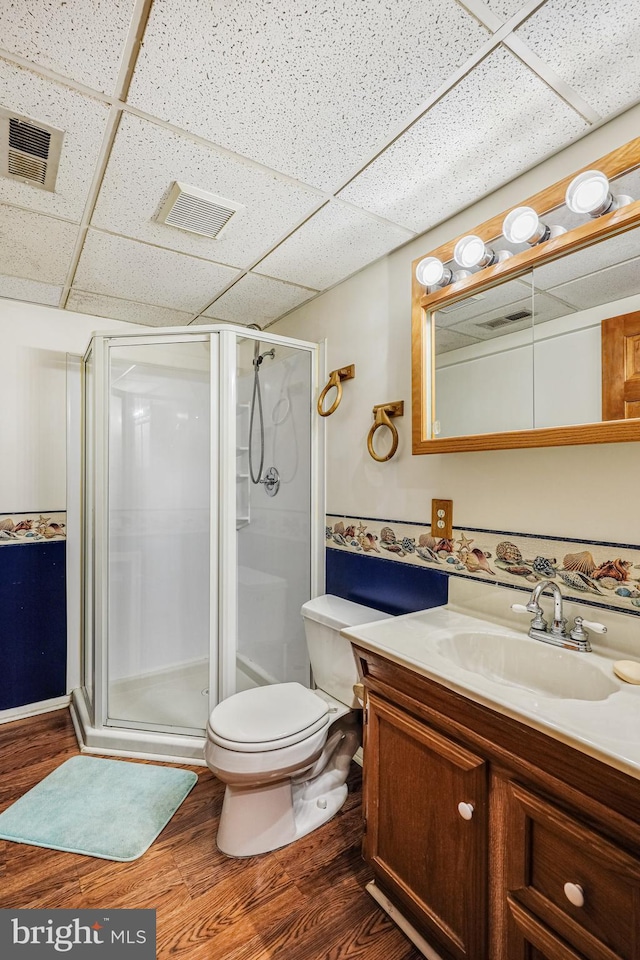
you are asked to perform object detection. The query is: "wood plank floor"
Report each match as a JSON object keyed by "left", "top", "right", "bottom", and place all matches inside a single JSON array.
[{"left": 0, "top": 709, "right": 421, "bottom": 959}]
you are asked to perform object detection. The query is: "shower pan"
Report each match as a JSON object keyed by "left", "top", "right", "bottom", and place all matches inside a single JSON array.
[{"left": 71, "top": 325, "right": 323, "bottom": 763}]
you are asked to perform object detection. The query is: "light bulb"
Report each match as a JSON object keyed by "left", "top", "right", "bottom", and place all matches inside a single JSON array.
[
  {"left": 565, "top": 170, "right": 633, "bottom": 218},
  {"left": 416, "top": 256, "right": 452, "bottom": 288},
  {"left": 454, "top": 235, "right": 495, "bottom": 269},
  {"left": 502, "top": 206, "right": 565, "bottom": 246}
]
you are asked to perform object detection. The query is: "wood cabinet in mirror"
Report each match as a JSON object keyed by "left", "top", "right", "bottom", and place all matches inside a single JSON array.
[{"left": 411, "top": 137, "right": 640, "bottom": 453}]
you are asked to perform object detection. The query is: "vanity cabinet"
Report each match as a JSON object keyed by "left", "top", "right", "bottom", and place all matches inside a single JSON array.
[
  {"left": 365, "top": 692, "right": 487, "bottom": 960},
  {"left": 354, "top": 645, "right": 640, "bottom": 960}
]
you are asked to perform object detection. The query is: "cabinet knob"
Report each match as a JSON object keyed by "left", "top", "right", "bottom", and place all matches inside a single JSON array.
[
  {"left": 457, "top": 802, "right": 474, "bottom": 821},
  {"left": 563, "top": 882, "right": 585, "bottom": 908}
]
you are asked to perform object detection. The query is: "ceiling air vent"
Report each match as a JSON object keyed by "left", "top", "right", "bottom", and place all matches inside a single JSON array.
[
  {"left": 438, "top": 293, "right": 485, "bottom": 315},
  {"left": 0, "top": 108, "right": 63, "bottom": 192},
  {"left": 476, "top": 309, "right": 532, "bottom": 331},
  {"left": 157, "top": 182, "right": 244, "bottom": 239}
]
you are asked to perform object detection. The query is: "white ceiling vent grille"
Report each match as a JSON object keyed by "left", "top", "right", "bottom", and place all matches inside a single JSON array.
[
  {"left": 0, "top": 108, "right": 64, "bottom": 193},
  {"left": 476, "top": 309, "right": 532, "bottom": 330},
  {"left": 157, "top": 182, "right": 244, "bottom": 239},
  {"left": 439, "top": 293, "right": 484, "bottom": 315}
]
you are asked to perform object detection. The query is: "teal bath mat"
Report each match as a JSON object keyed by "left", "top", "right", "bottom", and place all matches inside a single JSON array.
[{"left": 0, "top": 755, "right": 197, "bottom": 861}]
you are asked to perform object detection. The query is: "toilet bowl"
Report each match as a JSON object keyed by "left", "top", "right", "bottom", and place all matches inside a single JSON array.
[{"left": 204, "top": 595, "right": 391, "bottom": 857}]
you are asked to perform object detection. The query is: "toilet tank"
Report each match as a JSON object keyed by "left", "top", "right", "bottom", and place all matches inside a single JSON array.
[{"left": 302, "top": 595, "right": 392, "bottom": 707}]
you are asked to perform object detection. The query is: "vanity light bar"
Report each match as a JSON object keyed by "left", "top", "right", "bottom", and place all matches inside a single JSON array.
[{"left": 415, "top": 170, "right": 636, "bottom": 288}]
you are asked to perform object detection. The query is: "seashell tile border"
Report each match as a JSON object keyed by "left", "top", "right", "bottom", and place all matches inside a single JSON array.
[
  {"left": 0, "top": 511, "right": 67, "bottom": 546},
  {"left": 327, "top": 514, "right": 640, "bottom": 618}
]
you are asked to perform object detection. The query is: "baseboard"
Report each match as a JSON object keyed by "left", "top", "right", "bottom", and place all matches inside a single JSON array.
[
  {"left": 0, "top": 695, "right": 70, "bottom": 725},
  {"left": 366, "top": 881, "right": 444, "bottom": 960}
]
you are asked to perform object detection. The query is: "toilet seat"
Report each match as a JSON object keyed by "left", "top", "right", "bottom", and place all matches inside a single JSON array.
[{"left": 208, "top": 682, "right": 330, "bottom": 753}]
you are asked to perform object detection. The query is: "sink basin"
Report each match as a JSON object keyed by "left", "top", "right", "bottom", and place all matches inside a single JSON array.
[{"left": 437, "top": 632, "right": 619, "bottom": 702}]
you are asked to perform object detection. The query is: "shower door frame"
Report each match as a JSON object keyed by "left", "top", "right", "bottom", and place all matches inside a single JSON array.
[
  {"left": 73, "top": 324, "right": 324, "bottom": 763},
  {"left": 216, "top": 328, "right": 324, "bottom": 702}
]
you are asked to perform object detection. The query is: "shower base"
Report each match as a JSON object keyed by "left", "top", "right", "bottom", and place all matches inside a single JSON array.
[{"left": 71, "top": 656, "right": 270, "bottom": 765}]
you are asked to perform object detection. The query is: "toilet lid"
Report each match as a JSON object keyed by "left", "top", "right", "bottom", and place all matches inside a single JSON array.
[{"left": 209, "top": 682, "right": 329, "bottom": 746}]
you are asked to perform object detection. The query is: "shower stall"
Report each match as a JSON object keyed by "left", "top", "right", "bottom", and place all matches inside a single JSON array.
[{"left": 71, "top": 325, "right": 323, "bottom": 763}]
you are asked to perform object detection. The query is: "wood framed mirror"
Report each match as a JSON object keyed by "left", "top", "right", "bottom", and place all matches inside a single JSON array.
[{"left": 411, "top": 137, "right": 640, "bottom": 453}]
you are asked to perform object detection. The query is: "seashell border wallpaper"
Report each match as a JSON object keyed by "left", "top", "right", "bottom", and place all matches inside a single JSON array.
[
  {"left": 0, "top": 511, "right": 67, "bottom": 545},
  {"left": 326, "top": 514, "right": 640, "bottom": 618}
]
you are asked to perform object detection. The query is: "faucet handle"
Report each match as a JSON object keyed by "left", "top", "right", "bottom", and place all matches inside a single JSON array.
[
  {"left": 570, "top": 616, "right": 607, "bottom": 639},
  {"left": 568, "top": 616, "right": 606, "bottom": 651},
  {"left": 511, "top": 602, "right": 548, "bottom": 632}
]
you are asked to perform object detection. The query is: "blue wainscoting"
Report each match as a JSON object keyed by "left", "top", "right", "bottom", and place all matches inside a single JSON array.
[
  {"left": 0, "top": 542, "right": 67, "bottom": 710},
  {"left": 326, "top": 547, "right": 448, "bottom": 616}
]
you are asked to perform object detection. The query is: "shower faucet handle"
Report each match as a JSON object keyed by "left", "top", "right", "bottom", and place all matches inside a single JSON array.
[{"left": 259, "top": 466, "right": 280, "bottom": 497}]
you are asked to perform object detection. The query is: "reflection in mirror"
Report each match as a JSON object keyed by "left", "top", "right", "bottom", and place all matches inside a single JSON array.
[
  {"left": 533, "top": 223, "right": 640, "bottom": 429},
  {"left": 433, "top": 276, "right": 535, "bottom": 438},
  {"left": 432, "top": 222, "right": 640, "bottom": 438}
]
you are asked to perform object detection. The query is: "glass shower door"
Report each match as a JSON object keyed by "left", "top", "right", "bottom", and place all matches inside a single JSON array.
[
  {"left": 105, "top": 338, "right": 212, "bottom": 735},
  {"left": 230, "top": 333, "right": 314, "bottom": 696}
]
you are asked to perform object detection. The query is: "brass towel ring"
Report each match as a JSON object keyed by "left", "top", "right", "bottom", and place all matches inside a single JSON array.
[
  {"left": 317, "top": 364, "right": 355, "bottom": 417},
  {"left": 367, "top": 401, "right": 404, "bottom": 462}
]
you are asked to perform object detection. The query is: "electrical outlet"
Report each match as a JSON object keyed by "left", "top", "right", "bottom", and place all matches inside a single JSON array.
[{"left": 431, "top": 498, "right": 453, "bottom": 540}]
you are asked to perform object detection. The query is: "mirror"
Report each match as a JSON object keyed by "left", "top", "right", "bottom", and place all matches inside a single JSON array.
[{"left": 412, "top": 138, "right": 640, "bottom": 453}]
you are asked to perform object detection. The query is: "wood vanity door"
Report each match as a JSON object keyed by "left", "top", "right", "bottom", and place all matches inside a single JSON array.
[
  {"left": 602, "top": 311, "right": 640, "bottom": 420},
  {"left": 364, "top": 692, "right": 488, "bottom": 960}
]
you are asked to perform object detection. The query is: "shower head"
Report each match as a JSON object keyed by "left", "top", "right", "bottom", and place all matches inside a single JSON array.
[
  {"left": 246, "top": 323, "right": 262, "bottom": 361},
  {"left": 246, "top": 323, "right": 274, "bottom": 364},
  {"left": 255, "top": 347, "right": 275, "bottom": 366}
]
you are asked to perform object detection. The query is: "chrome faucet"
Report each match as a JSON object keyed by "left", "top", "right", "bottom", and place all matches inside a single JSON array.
[
  {"left": 528, "top": 580, "right": 566, "bottom": 639},
  {"left": 512, "top": 580, "right": 606, "bottom": 652}
]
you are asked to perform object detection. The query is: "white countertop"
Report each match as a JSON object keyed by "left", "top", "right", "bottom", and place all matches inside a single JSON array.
[{"left": 343, "top": 604, "right": 640, "bottom": 781}]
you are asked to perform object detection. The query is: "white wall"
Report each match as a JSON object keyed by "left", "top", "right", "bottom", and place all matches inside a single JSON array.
[
  {"left": 0, "top": 297, "right": 146, "bottom": 512},
  {"left": 270, "top": 104, "right": 640, "bottom": 544}
]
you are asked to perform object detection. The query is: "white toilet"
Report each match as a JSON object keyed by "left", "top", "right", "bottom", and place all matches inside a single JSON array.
[{"left": 204, "top": 594, "right": 391, "bottom": 857}]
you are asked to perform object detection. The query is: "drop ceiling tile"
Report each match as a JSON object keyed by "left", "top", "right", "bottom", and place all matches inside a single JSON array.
[
  {"left": 483, "top": 1, "right": 525, "bottom": 21},
  {"left": 0, "top": 0, "right": 136, "bottom": 94},
  {"left": 0, "top": 60, "right": 109, "bottom": 221},
  {"left": 74, "top": 231, "right": 240, "bottom": 312},
  {"left": 547, "top": 256, "right": 640, "bottom": 310},
  {"left": 339, "top": 45, "right": 588, "bottom": 232},
  {"left": 0, "top": 204, "right": 78, "bottom": 283},
  {"left": 0, "top": 274, "right": 61, "bottom": 306},
  {"left": 516, "top": 0, "right": 640, "bottom": 116},
  {"left": 202, "top": 273, "right": 316, "bottom": 325},
  {"left": 435, "top": 328, "right": 482, "bottom": 354},
  {"left": 533, "top": 226, "right": 640, "bottom": 290},
  {"left": 448, "top": 291, "right": 573, "bottom": 340},
  {"left": 254, "top": 202, "right": 413, "bottom": 290},
  {"left": 91, "top": 113, "right": 322, "bottom": 268},
  {"left": 67, "top": 290, "right": 192, "bottom": 327},
  {"left": 127, "top": 0, "right": 489, "bottom": 190},
  {"left": 434, "top": 277, "right": 533, "bottom": 328}
]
